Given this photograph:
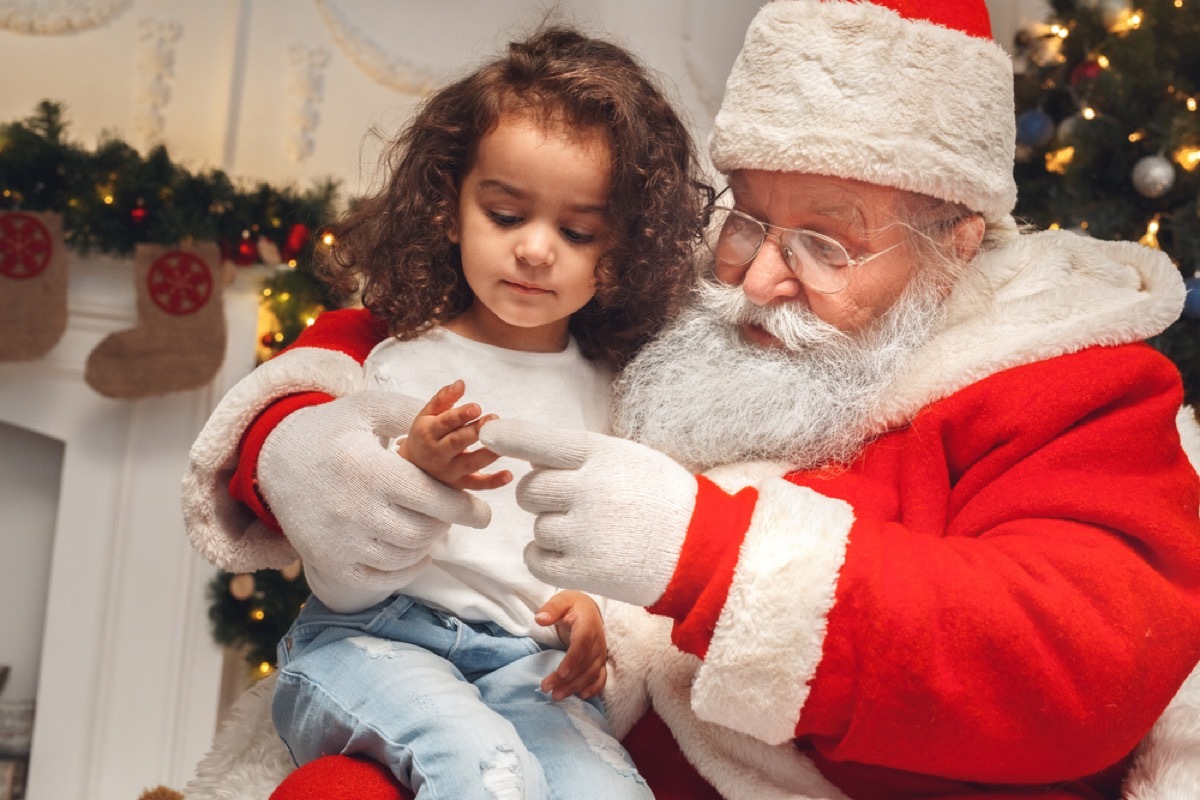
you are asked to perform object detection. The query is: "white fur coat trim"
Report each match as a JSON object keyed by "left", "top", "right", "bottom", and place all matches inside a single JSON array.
[
  {"left": 181, "top": 346, "right": 366, "bottom": 572},
  {"left": 605, "top": 603, "right": 850, "bottom": 800},
  {"left": 691, "top": 480, "right": 853, "bottom": 744},
  {"left": 876, "top": 229, "right": 1183, "bottom": 433},
  {"left": 709, "top": 0, "right": 1017, "bottom": 222}
]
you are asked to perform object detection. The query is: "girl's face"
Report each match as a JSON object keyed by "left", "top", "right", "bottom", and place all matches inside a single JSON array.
[{"left": 446, "top": 112, "right": 612, "bottom": 353}]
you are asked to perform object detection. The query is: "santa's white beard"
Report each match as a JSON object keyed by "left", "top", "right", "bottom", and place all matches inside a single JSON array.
[{"left": 613, "top": 276, "right": 946, "bottom": 472}]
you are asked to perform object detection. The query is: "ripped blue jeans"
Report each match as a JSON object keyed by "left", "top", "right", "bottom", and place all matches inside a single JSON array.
[{"left": 272, "top": 594, "right": 651, "bottom": 800}]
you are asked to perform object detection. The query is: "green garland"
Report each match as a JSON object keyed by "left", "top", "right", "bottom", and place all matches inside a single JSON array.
[{"left": 0, "top": 100, "right": 341, "bottom": 355}]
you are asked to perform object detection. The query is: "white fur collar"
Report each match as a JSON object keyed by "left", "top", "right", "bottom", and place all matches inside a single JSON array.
[{"left": 878, "top": 229, "right": 1183, "bottom": 430}]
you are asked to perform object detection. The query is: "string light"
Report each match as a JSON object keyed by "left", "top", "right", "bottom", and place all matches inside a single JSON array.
[
  {"left": 1082, "top": 106, "right": 1097, "bottom": 120},
  {"left": 1096, "top": 55, "right": 1110, "bottom": 69},
  {"left": 250, "top": 608, "right": 266, "bottom": 621},
  {"left": 1140, "top": 216, "right": 1162, "bottom": 249},
  {"left": 1175, "top": 146, "right": 1200, "bottom": 172},
  {"left": 1045, "top": 146, "right": 1075, "bottom": 174},
  {"left": 258, "top": 662, "right": 273, "bottom": 676},
  {"left": 1188, "top": 97, "right": 1198, "bottom": 112},
  {"left": 1129, "top": 130, "right": 1147, "bottom": 143},
  {"left": 321, "top": 231, "right": 336, "bottom": 247}
]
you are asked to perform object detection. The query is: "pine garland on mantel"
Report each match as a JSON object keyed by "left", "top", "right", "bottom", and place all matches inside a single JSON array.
[{"left": 0, "top": 100, "right": 340, "bottom": 357}]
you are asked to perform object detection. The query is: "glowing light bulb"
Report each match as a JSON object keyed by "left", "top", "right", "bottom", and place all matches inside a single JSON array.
[
  {"left": 321, "top": 231, "right": 335, "bottom": 246},
  {"left": 1082, "top": 107, "right": 1097, "bottom": 120},
  {"left": 1175, "top": 146, "right": 1200, "bottom": 172},
  {"left": 1140, "top": 217, "right": 1161, "bottom": 249},
  {"left": 1045, "top": 146, "right": 1075, "bottom": 174}
]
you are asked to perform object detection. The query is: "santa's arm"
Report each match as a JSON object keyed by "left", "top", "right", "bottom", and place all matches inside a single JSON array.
[
  {"left": 651, "top": 345, "right": 1200, "bottom": 784},
  {"left": 182, "top": 308, "right": 385, "bottom": 572}
]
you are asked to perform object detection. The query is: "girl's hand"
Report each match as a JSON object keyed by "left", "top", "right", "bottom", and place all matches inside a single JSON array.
[
  {"left": 398, "top": 380, "right": 512, "bottom": 491},
  {"left": 536, "top": 590, "right": 607, "bottom": 701}
]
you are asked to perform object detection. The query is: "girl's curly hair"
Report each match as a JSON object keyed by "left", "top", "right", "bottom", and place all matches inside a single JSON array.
[{"left": 319, "top": 26, "right": 713, "bottom": 369}]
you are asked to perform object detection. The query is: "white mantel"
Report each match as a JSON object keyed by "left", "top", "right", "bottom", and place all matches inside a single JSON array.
[{"left": 0, "top": 251, "right": 261, "bottom": 799}]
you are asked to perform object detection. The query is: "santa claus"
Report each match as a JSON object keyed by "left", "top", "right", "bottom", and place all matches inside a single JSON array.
[{"left": 182, "top": 1, "right": 1200, "bottom": 798}]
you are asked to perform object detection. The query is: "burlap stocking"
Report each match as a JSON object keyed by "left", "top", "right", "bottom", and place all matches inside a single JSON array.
[
  {"left": 0, "top": 211, "right": 68, "bottom": 361},
  {"left": 85, "top": 241, "right": 226, "bottom": 399}
]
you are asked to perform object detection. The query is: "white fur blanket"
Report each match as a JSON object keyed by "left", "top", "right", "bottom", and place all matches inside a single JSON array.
[{"left": 182, "top": 674, "right": 293, "bottom": 800}]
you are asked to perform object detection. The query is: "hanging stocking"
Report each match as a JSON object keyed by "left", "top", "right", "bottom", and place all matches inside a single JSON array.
[
  {"left": 85, "top": 241, "right": 226, "bottom": 399},
  {"left": 0, "top": 211, "right": 68, "bottom": 361}
]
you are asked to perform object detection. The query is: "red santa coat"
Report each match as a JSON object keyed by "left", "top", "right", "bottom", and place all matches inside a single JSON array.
[{"left": 182, "top": 229, "right": 1200, "bottom": 799}]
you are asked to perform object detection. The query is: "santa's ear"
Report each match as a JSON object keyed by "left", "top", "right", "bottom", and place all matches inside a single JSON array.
[{"left": 950, "top": 214, "right": 986, "bottom": 263}]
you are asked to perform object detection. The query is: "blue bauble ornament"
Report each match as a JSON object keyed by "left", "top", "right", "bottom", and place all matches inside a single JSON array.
[
  {"left": 1016, "top": 109, "right": 1055, "bottom": 148},
  {"left": 1183, "top": 276, "right": 1200, "bottom": 321}
]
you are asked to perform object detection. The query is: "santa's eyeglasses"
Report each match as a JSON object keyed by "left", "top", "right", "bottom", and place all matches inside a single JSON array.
[{"left": 703, "top": 206, "right": 901, "bottom": 295}]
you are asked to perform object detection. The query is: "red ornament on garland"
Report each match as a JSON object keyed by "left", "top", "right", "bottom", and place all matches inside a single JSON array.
[
  {"left": 281, "top": 222, "right": 311, "bottom": 261},
  {"left": 131, "top": 199, "right": 148, "bottom": 224},
  {"left": 233, "top": 231, "right": 258, "bottom": 267}
]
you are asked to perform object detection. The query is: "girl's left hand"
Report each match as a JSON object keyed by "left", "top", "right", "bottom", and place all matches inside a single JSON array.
[{"left": 536, "top": 590, "right": 607, "bottom": 701}]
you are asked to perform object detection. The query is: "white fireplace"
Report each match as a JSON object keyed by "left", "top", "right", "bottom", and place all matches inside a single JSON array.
[{"left": 0, "top": 251, "right": 260, "bottom": 799}]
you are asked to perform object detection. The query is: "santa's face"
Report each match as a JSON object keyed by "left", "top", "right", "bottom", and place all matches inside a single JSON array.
[
  {"left": 715, "top": 170, "right": 922, "bottom": 337},
  {"left": 613, "top": 269, "right": 948, "bottom": 473}
]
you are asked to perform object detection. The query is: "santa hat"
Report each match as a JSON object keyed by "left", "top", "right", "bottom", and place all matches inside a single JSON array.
[{"left": 709, "top": 0, "right": 1018, "bottom": 223}]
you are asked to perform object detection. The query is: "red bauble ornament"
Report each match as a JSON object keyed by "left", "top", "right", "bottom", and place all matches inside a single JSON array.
[
  {"left": 261, "top": 332, "right": 278, "bottom": 348},
  {"left": 130, "top": 206, "right": 147, "bottom": 224},
  {"left": 281, "top": 222, "right": 311, "bottom": 261},
  {"left": 233, "top": 232, "right": 259, "bottom": 267},
  {"left": 1070, "top": 59, "right": 1102, "bottom": 86}
]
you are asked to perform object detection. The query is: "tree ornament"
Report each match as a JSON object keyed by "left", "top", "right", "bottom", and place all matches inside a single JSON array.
[
  {"left": 281, "top": 222, "right": 310, "bottom": 261},
  {"left": 1132, "top": 154, "right": 1177, "bottom": 198},
  {"left": 1085, "top": 0, "right": 1134, "bottom": 29},
  {"left": 1184, "top": 275, "right": 1200, "bottom": 321},
  {"left": 131, "top": 198, "right": 148, "bottom": 224},
  {"left": 1016, "top": 109, "right": 1056, "bottom": 148},
  {"left": 1056, "top": 113, "right": 1085, "bottom": 144},
  {"left": 84, "top": 241, "right": 227, "bottom": 398},
  {"left": 1069, "top": 59, "right": 1103, "bottom": 86},
  {"left": 234, "top": 231, "right": 259, "bottom": 267},
  {"left": 0, "top": 211, "right": 68, "bottom": 360},
  {"left": 280, "top": 560, "right": 303, "bottom": 581},
  {"left": 229, "top": 573, "right": 256, "bottom": 601}
]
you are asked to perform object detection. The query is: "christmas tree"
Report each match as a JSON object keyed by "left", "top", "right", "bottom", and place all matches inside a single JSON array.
[{"left": 1011, "top": 0, "right": 1200, "bottom": 402}]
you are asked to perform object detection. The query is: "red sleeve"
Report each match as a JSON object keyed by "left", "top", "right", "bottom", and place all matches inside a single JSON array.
[
  {"left": 225, "top": 307, "right": 390, "bottom": 533},
  {"left": 228, "top": 392, "right": 334, "bottom": 533},
  {"left": 648, "top": 476, "right": 757, "bottom": 657}
]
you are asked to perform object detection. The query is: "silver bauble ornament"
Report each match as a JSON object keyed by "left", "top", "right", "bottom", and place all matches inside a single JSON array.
[
  {"left": 1082, "top": 0, "right": 1134, "bottom": 27},
  {"left": 1132, "top": 155, "right": 1176, "bottom": 198}
]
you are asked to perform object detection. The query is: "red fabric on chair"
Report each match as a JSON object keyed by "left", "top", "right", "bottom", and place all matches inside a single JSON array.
[
  {"left": 269, "top": 754, "right": 410, "bottom": 800},
  {"left": 622, "top": 709, "right": 724, "bottom": 800}
]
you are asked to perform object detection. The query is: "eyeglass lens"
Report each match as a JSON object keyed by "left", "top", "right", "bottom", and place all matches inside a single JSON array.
[{"left": 707, "top": 208, "right": 852, "bottom": 293}]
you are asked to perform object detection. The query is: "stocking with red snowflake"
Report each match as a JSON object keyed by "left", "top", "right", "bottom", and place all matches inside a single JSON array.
[
  {"left": 0, "top": 211, "right": 68, "bottom": 361},
  {"left": 85, "top": 242, "right": 226, "bottom": 399}
]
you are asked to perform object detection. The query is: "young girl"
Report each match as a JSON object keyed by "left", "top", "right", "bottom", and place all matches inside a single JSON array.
[{"left": 182, "top": 25, "right": 710, "bottom": 800}]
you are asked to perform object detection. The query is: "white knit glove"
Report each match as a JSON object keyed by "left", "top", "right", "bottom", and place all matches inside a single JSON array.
[
  {"left": 258, "top": 390, "right": 491, "bottom": 612},
  {"left": 479, "top": 418, "right": 697, "bottom": 607}
]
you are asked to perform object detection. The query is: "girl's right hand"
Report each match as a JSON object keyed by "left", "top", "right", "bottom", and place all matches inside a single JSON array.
[{"left": 399, "top": 380, "right": 513, "bottom": 491}]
